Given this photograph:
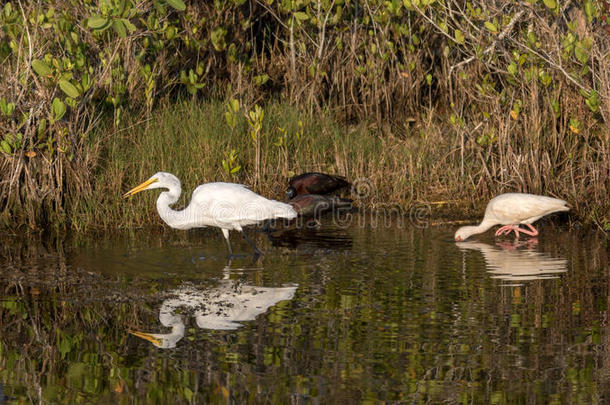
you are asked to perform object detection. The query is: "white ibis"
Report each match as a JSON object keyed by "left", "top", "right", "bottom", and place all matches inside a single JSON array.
[{"left": 454, "top": 193, "right": 569, "bottom": 241}]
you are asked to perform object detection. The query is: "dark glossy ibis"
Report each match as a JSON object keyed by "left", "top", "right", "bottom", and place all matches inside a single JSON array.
[{"left": 286, "top": 172, "right": 350, "bottom": 200}]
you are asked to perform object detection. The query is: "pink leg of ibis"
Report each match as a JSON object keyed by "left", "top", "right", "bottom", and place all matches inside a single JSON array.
[
  {"left": 497, "top": 223, "right": 538, "bottom": 238},
  {"left": 495, "top": 225, "right": 515, "bottom": 236},
  {"left": 495, "top": 224, "right": 526, "bottom": 239},
  {"left": 520, "top": 223, "right": 539, "bottom": 236}
]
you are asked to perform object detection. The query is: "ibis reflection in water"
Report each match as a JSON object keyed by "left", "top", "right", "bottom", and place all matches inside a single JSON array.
[
  {"left": 456, "top": 240, "right": 568, "bottom": 284},
  {"left": 130, "top": 270, "right": 298, "bottom": 349}
]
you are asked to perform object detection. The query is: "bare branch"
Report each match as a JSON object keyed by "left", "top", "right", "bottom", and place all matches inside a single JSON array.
[{"left": 450, "top": 10, "right": 525, "bottom": 75}]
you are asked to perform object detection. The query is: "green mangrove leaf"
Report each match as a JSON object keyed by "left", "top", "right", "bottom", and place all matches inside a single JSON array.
[
  {"left": 569, "top": 118, "right": 580, "bottom": 134},
  {"left": 122, "top": 18, "right": 136, "bottom": 33},
  {"left": 165, "top": 0, "right": 186, "bottom": 11},
  {"left": 294, "top": 12, "right": 309, "bottom": 22},
  {"left": 211, "top": 27, "right": 227, "bottom": 51},
  {"left": 81, "top": 72, "right": 92, "bottom": 91},
  {"left": 38, "top": 119, "right": 47, "bottom": 137},
  {"left": 574, "top": 41, "right": 589, "bottom": 64},
  {"left": 543, "top": 0, "right": 557, "bottom": 11},
  {"left": 585, "top": 90, "right": 600, "bottom": 112},
  {"left": 253, "top": 74, "right": 269, "bottom": 86},
  {"left": 454, "top": 29, "right": 465, "bottom": 44},
  {"left": 32, "top": 59, "right": 53, "bottom": 77},
  {"left": 484, "top": 21, "right": 498, "bottom": 34},
  {"left": 87, "top": 15, "right": 110, "bottom": 30},
  {"left": 59, "top": 79, "right": 80, "bottom": 98},
  {"left": 583, "top": 0, "right": 597, "bottom": 23},
  {"left": 59, "top": 337, "right": 72, "bottom": 359},
  {"left": 165, "top": 25, "right": 177, "bottom": 40},
  {"left": 0, "top": 140, "right": 11, "bottom": 154},
  {"left": 507, "top": 62, "right": 517, "bottom": 75},
  {"left": 538, "top": 70, "right": 552, "bottom": 87},
  {"left": 0, "top": 98, "right": 15, "bottom": 116},
  {"left": 52, "top": 98, "right": 66, "bottom": 121},
  {"left": 229, "top": 98, "right": 239, "bottom": 112},
  {"left": 550, "top": 99, "right": 560, "bottom": 117},
  {"left": 112, "top": 19, "right": 127, "bottom": 38},
  {"left": 184, "top": 387, "right": 194, "bottom": 402},
  {"left": 65, "top": 96, "right": 77, "bottom": 109}
]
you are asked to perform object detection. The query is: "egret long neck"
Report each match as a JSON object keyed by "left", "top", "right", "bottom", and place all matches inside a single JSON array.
[{"left": 156, "top": 185, "right": 190, "bottom": 229}]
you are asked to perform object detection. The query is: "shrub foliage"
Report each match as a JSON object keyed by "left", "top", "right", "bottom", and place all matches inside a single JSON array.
[{"left": 0, "top": 0, "right": 609, "bottom": 228}]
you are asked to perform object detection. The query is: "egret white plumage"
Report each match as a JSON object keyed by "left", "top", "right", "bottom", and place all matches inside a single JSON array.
[
  {"left": 123, "top": 172, "right": 297, "bottom": 255},
  {"left": 130, "top": 281, "right": 298, "bottom": 349},
  {"left": 454, "top": 193, "right": 569, "bottom": 241}
]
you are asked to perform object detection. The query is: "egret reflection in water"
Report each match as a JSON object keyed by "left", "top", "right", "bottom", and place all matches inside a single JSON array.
[
  {"left": 456, "top": 240, "right": 568, "bottom": 284},
  {"left": 130, "top": 270, "right": 298, "bottom": 348}
]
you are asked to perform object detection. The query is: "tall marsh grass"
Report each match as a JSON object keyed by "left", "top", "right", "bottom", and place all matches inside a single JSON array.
[{"left": 67, "top": 99, "right": 609, "bottom": 231}]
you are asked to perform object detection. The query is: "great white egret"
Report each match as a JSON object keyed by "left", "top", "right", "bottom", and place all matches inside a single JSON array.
[
  {"left": 130, "top": 280, "right": 298, "bottom": 349},
  {"left": 454, "top": 193, "right": 569, "bottom": 241},
  {"left": 286, "top": 172, "right": 350, "bottom": 200},
  {"left": 123, "top": 172, "right": 297, "bottom": 255}
]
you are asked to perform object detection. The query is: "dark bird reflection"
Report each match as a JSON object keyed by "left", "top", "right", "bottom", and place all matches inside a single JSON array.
[
  {"left": 265, "top": 225, "right": 353, "bottom": 252},
  {"left": 287, "top": 194, "right": 353, "bottom": 224},
  {"left": 456, "top": 240, "right": 568, "bottom": 284},
  {"left": 130, "top": 268, "right": 297, "bottom": 349}
]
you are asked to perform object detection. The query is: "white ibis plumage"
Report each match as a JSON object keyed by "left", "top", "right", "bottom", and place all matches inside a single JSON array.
[{"left": 454, "top": 193, "right": 569, "bottom": 241}]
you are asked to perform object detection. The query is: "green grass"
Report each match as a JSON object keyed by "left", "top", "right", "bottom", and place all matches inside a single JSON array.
[{"left": 65, "top": 99, "right": 608, "bottom": 232}]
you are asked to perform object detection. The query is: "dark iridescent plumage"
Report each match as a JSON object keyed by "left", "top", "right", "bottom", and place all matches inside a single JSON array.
[{"left": 286, "top": 172, "right": 350, "bottom": 200}]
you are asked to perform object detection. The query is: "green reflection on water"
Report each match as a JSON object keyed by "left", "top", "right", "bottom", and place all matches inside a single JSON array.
[{"left": 0, "top": 220, "right": 608, "bottom": 404}]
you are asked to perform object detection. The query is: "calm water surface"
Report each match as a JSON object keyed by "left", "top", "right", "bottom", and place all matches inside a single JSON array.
[{"left": 0, "top": 217, "right": 608, "bottom": 404}]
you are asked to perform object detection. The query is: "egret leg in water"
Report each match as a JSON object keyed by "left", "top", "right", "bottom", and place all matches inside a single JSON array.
[{"left": 241, "top": 231, "right": 263, "bottom": 256}]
